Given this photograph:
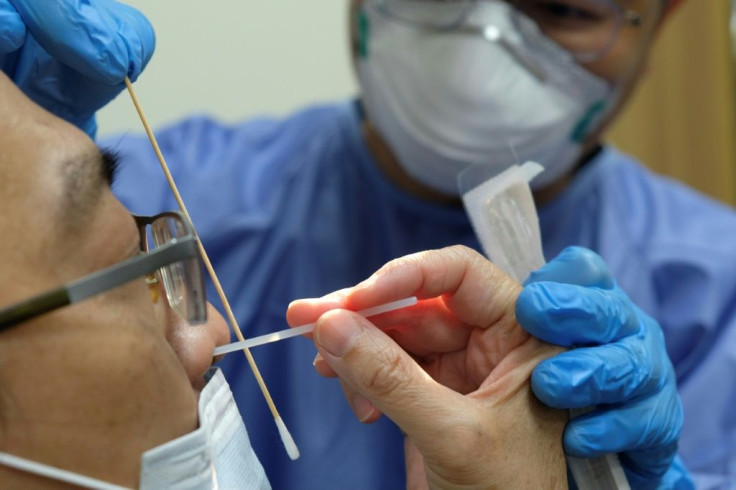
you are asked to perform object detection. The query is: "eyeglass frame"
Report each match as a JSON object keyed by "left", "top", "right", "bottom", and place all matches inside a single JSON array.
[
  {"left": 368, "top": 0, "right": 650, "bottom": 63},
  {"left": 0, "top": 211, "right": 204, "bottom": 332}
]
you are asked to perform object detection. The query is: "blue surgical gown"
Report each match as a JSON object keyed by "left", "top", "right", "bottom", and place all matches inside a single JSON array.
[{"left": 107, "top": 100, "right": 736, "bottom": 489}]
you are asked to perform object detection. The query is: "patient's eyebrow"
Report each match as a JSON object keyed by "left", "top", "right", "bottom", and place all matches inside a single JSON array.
[{"left": 58, "top": 148, "right": 121, "bottom": 226}]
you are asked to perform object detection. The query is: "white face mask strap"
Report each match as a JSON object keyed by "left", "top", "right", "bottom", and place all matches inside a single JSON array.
[{"left": 0, "top": 451, "right": 132, "bottom": 490}]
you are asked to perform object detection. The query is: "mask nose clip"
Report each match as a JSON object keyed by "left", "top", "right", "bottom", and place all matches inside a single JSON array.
[
  {"left": 481, "top": 25, "right": 547, "bottom": 82},
  {"left": 449, "top": 22, "right": 548, "bottom": 82}
]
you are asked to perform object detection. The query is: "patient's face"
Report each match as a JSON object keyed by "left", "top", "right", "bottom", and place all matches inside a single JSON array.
[{"left": 0, "top": 73, "right": 229, "bottom": 488}]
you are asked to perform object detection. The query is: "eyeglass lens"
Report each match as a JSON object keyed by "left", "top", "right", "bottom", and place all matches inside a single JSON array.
[
  {"left": 373, "top": 0, "right": 629, "bottom": 60},
  {"left": 509, "top": 0, "right": 623, "bottom": 59},
  {"left": 147, "top": 216, "right": 208, "bottom": 325}
]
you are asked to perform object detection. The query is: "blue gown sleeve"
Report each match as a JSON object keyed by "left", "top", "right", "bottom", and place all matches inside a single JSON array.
[{"left": 101, "top": 115, "right": 288, "bottom": 232}]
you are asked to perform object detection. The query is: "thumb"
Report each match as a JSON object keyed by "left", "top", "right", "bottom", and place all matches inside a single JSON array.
[
  {"left": 314, "top": 310, "right": 461, "bottom": 444},
  {"left": 9, "top": 0, "right": 155, "bottom": 83}
]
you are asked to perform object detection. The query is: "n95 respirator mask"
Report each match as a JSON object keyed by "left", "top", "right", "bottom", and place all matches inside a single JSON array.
[{"left": 356, "top": 0, "right": 612, "bottom": 195}]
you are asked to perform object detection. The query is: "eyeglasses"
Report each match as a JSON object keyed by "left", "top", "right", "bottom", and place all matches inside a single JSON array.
[
  {"left": 370, "top": 0, "right": 649, "bottom": 62},
  {"left": 0, "top": 211, "right": 207, "bottom": 332}
]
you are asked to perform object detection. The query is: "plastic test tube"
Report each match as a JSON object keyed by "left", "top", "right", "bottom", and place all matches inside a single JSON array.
[{"left": 213, "top": 296, "right": 418, "bottom": 357}]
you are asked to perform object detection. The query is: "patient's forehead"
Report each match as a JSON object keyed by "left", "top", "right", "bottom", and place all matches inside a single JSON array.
[
  {"left": 0, "top": 72, "right": 53, "bottom": 132},
  {"left": 0, "top": 73, "right": 99, "bottom": 194},
  {"left": 0, "top": 74, "right": 107, "bottom": 268}
]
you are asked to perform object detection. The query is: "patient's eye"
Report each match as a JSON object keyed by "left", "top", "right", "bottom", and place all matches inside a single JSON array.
[{"left": 100, "top": 149, "right": 121, "bottom": 186}]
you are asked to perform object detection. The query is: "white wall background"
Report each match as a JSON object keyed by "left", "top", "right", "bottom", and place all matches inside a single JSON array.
[{"left": 98, "top": 1, "right": 358, "bottom": 136}]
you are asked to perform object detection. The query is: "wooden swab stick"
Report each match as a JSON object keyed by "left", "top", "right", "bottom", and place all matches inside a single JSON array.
[{"left": 123, "top": 77, "right": 299, "bottom": 460}]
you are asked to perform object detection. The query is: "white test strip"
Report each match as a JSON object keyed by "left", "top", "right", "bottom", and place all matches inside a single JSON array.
[{"left": 213, "top": 296, "right": 418, "bottom": 357}]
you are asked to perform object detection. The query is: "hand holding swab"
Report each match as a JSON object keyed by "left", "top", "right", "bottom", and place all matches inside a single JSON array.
[{"left": 213, "top": 297, "right": 418, "bottom": 356}]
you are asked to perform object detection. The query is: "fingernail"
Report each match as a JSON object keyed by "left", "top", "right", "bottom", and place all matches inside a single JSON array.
[
  {"left": 315, "top": 312, "right": 363, "bottom": 357},
  {"left": 351, "top": 394, "right": 375, "bottom": 423}
]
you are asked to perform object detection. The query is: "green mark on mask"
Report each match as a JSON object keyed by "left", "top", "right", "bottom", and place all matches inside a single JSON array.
[
  {"left": 571, "top": 100, "right": 606, "bottom": 143},
  {"left": 356, "top": 9, "right": 370, "bottom": 59}
]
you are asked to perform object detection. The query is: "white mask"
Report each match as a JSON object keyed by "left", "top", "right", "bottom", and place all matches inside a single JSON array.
[
  {"left": 356, "top": 0, "right": 613, "bottom": 195},
  {"left": 0, "top": 368, "right": 270, "bottom": 490}
]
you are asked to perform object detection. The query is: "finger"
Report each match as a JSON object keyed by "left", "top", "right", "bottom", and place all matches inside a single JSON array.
[
  {"left": 516, "top": 282, "right": 640, "bottom": 346},
  {"left": 313, "top": 309, "right": 461, "bottom": 445},
  {"left": 525, "top": 246, "right": 614, "bottom": 289},
  {"left": 287, "top": 294, "right": 347, "bottom": 335},
  {"left": 562, "top": 394, "right": 682, "bottom": 458},
  {"left": 102, "top": 0, "right": 156, "bottom": 82},
  {"left": 9, "top": 0, "right": 155, "bottom": 83},
  {"left": 309, "top": 314, "right": 397, "bottom": 425},
  {"left": 313, "top": 352, "right": 337, "bottom": 377},
  {"left": 477, "top": 336, "right": 564, "bottom": 394},
  {"left": 0, "top": 1, "right": 25, "bottom": 54},
  {"left": 404, "top": 439, "right": 429, "bottom": 490},
  {"left": 620, "top": 443, "right": 680, "bottom": 483},
  {"left": 287, "top": 288, "right": 353, "bottom": 321},
  {"left": 338, "top": 378, "right": 382, "bottom": 423},
  {"left": 318, "top": 287, "right": 352, "bottom": 302},
  {"left": 360, "top": 297, "right": 470, "bottom": 356},
  {"left": 290, "top": 294, "right": 472, "bottom": 356},
  {"left": 308, "top": 305, "right": 476, "bottom": 393},
  {"left": 315, "top": 319, "right": 470, "bottom": 396},
  {"left": 349, "top": 245, "right": 520, "bottom": 330},
  {"left": 623, "top": 453, "right": 691, "bottom": 488},
  {"left": 530, "top": 327, "right": 667, "bottom": 408}
]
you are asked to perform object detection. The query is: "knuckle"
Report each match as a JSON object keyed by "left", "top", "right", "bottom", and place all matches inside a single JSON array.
[
  {"left": 591, "top": 289, "right": 635, "bottom": 342},
  {"left": 563, "top": 245, "right": 596, "bottom": 265},
  {"left": 639, "top": 392, "right": 682, "bottom": 450},
  {"left": 560, "top": 246, "right": 613, "bottom": 283},
  {"left": 611, "top": 331, "right": 664, "bottom": 398},
  {"left": 362, "top": 345, "right": 408, "bottom": 399},
  {"left": 579, "top": 250, "right": 608, "bottom": 276}
]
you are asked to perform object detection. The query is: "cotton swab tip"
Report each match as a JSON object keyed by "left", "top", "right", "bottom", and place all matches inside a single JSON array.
[{"left": 275, "top": 416, "right": 300, "bottom": 460}]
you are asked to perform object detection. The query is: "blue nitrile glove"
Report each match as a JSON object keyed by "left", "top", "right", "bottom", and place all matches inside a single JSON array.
[
  {"left": 516, "top": 246, "right": 694, "bottom": 489},
  {"left": 0, "top": 0, "right": 154, "bottom": 138}
]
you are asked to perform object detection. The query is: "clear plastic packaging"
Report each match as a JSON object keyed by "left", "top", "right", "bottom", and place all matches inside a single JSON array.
[{"left": 460, "top": 161, "right": 545, "bottom": 282}]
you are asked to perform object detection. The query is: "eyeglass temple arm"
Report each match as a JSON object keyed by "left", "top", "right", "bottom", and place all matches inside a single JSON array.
[
  {"left": 65, "top": 239, "right": 198, "bottom": 302},
  {"left": 0, "top": 289, "right": 70, "bottom": 332},
  {"left": 0, "top": 239, "right": 198, "bottom": 333}
]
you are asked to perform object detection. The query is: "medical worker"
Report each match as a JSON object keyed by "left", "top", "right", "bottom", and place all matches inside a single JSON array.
[{"left": 1, "top": 0, "right": 720, "bottom": 487}]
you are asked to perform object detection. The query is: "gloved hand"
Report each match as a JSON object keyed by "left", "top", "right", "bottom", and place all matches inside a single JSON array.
[
  {"left": 516, "top": 246, "right": 694, "bottom": 488},
  {"left": 0, "top": 0, "right": 154, "bottom": 138}
]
